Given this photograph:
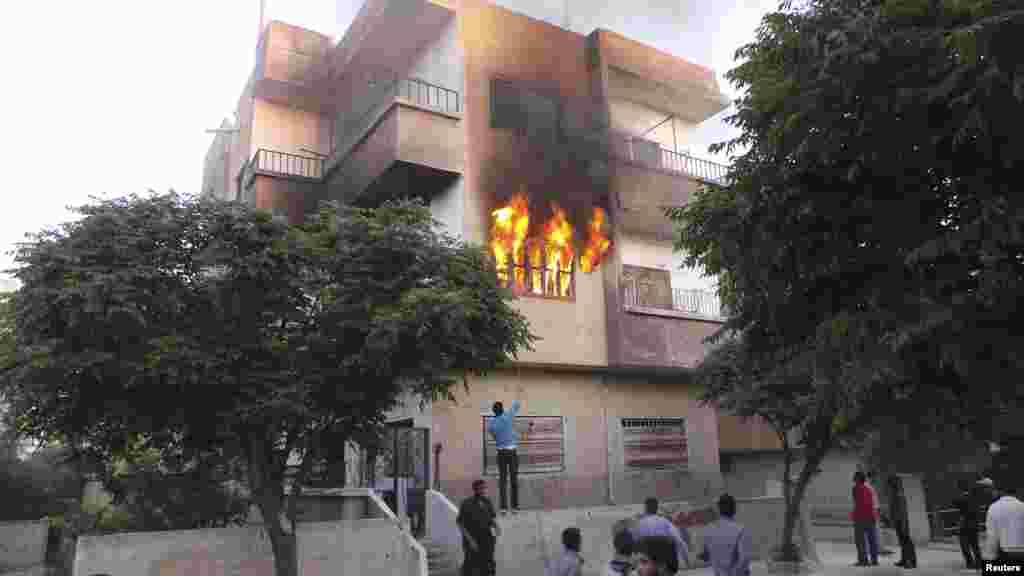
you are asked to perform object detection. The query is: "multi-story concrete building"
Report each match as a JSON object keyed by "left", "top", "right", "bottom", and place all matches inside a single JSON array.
[{"left": 202, "top": 0, "right": 781, "bottom": 518}]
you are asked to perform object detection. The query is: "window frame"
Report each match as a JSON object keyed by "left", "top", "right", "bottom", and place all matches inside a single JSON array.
[
  {"left": 621, "top": 417, "right": 689, "bottom": 471},
  {"left": 482, "top": 415, "right": 566, "bottom": 476}
]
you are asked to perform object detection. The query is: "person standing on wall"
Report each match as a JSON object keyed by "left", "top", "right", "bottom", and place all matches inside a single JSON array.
[
  {"left": 488, "top": 400, "right": 521, "bottom": 514},
  {"left": 852, "top": 471, "right": 880, "bottom": 566},
  {"left": 457, "top": 479, "right": 500, "bottom": 576},
  {"left": 887, "top": 475, "right": 917, "bottom": 569},
  {"left": 954, "top": 478, "right": 983, "bottom": 569}
]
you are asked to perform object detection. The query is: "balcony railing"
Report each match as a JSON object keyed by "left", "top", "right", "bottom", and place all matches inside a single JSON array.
[
  {"left": 330, "top": 77, "right": 461, "bottom": 171},
  {"left": 613, "top": 135, "right": 730, "bottom": 185},
  {"left": 241, "top": 148, "right": 325, "bottom": 189},
  {"left": 622, "top": 279, "right": 725, "bottom": 319}
]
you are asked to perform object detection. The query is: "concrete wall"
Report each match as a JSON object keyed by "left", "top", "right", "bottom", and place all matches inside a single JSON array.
[
  {"left": 618, "top": 232, "right": 717, "bottom": 293},
  {"left": 73, "top": 517, "right": 425, "bottom": 576},
  {"left": 433, "top": 367, "right": 721, "bottom": 510},
  {"left": 722, "top": 450, "right": 864, "bottom": 510},
  {"left": 0, "top": 519, "right": 48, "bottom": 572},
  {"left": 609, "top": 99, "right": 697, "bottom": 154},
  {"left": 486, "top": 496, "right": 785, "bottom": 575},
  {"left": 407, "top": 16, "right": 463, "bottom": 97},
  {"left": 250, "top": 100, "right": 329, "bottom": 158},
  {"left": 430, "top": 176, "right": 465, "bottom": 239},
  {"left": 718, "top": 414, "right": 783, "bottom": 454},
  {"left": 511, "top": 269, "right": 608, "bottom": 367}
]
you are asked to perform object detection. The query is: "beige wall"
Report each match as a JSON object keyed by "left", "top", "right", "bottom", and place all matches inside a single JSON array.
[
  {"left": 511, "top": 267, "right": 607, "bottom": 367},
  {"left": 73, "top": 517, "right": 424, "bottom": 576},
  {"left": 609, "top": 98, "right": 696, "bottom": 153},
  {"left": 250, "top": 100, "right": 329, "bottom": 158},
  {"left": 395, "top": 104, "right": 463, "bottom": 173},
  {"left": 432, "top": 367, "right": 721, "bottom": 509},
  {"left": 619, "top": 233, "right": 717, "bottom": 293}
]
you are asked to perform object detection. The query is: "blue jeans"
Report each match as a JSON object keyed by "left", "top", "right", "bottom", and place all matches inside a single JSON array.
[{"left": 855, "top": 520, "right": 879, "bottom": 563}]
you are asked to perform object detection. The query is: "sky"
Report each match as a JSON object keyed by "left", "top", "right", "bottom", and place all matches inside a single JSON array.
[{"left": 0, "top": 0, "right": 777, "bottom": 288}]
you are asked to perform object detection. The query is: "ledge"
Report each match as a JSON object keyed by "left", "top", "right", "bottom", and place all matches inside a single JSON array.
[{"left": 623, "top": 304, "right": 725, "bottom": 324}]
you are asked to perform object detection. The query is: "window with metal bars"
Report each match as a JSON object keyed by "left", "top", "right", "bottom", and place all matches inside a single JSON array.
[
  {"left": 482, "top": 416, "right": 565, "bottom": 475},
  {"left": 622, "top": 417, "right": 688, "bottom": 470}
]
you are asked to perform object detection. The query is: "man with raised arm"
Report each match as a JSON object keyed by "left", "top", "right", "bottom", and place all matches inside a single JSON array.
[{"left": 488, "top": 399, "right": 521, "bottom": 514}]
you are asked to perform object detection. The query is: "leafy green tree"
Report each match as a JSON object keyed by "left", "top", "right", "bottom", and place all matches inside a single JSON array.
[
  {"left": 2, "top": 193, "right": 534, "bottom": 576},
  {"left": 671, "top": 0, "right": 1023, "bottom": 562}
]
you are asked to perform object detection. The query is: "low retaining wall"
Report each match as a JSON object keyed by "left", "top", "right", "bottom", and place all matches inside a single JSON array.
[
  {"left": 488, "top": 496, "right": 788, "bottom": 575},
  {"left": 73, "top": 489, "right": 426, "bottom": 576},
  {"left": 0, "top": 519, "right": 49, "bottom": 572}
]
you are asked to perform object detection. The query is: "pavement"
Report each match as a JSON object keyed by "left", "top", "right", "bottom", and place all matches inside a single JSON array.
[{"left": 684, "top": 541, "right": 973, "bottom": 575}]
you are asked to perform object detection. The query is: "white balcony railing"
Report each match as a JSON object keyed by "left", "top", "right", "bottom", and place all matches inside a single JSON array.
[{"left": 622, "top": 279, "right": 725, "bottom": 319}]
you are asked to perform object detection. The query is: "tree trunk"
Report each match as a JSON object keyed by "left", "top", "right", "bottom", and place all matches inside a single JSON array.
[
  {"left": 265, "top": 512, "right": 298, "bottom": 576},
  {"left": 779, "top": 445, "right": 822, "bottom": 563},
  {"left": 248, "top": 434, "right": 298, "bottom": 576}
]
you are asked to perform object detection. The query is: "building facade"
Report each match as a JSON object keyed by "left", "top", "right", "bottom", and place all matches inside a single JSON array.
[{"left": 202, "top": 0, "right": 777, "bottom": 512}]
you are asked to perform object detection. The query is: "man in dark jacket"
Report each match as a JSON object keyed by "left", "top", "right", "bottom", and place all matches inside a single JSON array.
[
  {"left": 888, "top": 475, "right": 917, "bottom": 569},
  {"left": 954, "top": 479, "right": 982, "bottom": 569},
  {"left": 458, "top": 479, "right": 499, "bottom": 576}
]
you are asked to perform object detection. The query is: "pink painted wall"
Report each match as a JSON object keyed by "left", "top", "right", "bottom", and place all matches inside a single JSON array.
[{"left": 432, "top": 367, "right": 722, "bottom": 509}]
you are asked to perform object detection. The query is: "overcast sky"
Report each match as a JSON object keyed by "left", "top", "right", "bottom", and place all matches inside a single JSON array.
[{"left": 0, "top": 0, "right": 776, "bottom": 287}]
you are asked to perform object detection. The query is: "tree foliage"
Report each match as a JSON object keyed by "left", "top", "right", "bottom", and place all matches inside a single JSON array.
[
  {"left": 671, "top": 0, "right": 1024, "bottom": 562},
  {"left": 1, "top": 193, "right": 534, "bottom": 575}
]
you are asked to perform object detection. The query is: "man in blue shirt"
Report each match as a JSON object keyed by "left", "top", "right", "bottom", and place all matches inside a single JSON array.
[
  {"left": 488, "top": 400, "right": 521, "bottom": 514},
  {"left": 631, "top": 497, "right": 690, "bottom": 570}
]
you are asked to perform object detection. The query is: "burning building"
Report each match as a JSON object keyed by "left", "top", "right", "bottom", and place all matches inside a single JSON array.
[{"left": 202, "top": 0, "right": 784, "bottom": 523}]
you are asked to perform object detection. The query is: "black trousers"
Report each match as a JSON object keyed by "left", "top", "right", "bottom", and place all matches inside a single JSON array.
[
  {"left": 895, "top": 522, "right": 917, "bottom": 567},
  {"left": 959, "top": 528, "right": 981, "bottom": 567},
  {"left": 497, "top": 448, "right": 519, "bottom": 511},
  {"left": 462, "top": 536, "right": 496, "bottom": 576}
]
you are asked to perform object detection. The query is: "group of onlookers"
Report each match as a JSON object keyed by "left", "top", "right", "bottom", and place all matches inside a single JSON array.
[
  {"left": 456, "top": 483, "right": 752, "bottom": 576},
  {"left": 955, "top": 476, "right": 1024, "bottom": 570},
  {"left": 851, "top": 471, "right": 917, "bottom": 568},
  {"left": 852, "top": 470, "right": 1024, "bottom": 571}
]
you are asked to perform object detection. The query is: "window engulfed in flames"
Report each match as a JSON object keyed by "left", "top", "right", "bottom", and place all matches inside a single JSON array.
[{"left": 490, "top": 192, "right": 612, "bottom": 298}]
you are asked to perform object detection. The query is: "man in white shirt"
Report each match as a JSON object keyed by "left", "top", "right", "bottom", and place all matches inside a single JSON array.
[{"left": 983, "top": 483, "right": 1024, "bottom": 565}]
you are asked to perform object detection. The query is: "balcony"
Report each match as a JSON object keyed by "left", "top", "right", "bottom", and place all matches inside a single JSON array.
[
  {"left": 609, "top": 133, "right": 729, "bottom": 240},
  {"left": 238, "top": 149, "right": 327, "bottom": 224},
  {"left": 622, "top": 280, "right": 725, "bottom": 320},
  {"left": 608, "top": 275, "right": 725, "bottom": 372},
  {"left": 324, "top": 77, "right": 463, "bottom": 207}
]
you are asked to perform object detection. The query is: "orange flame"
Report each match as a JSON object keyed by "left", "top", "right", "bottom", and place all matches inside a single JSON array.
[
  {"left": 490, "top": 192, "right": 530, "bottom": 290},
  {"left": 542, "top": 203, "right": 575, "bottom": 297},
  {"left": 527, "top": 238, "right": 544, "bottom": 295},
  {"left": 579, "top": 206, "right": 612, "bottom": 273}
]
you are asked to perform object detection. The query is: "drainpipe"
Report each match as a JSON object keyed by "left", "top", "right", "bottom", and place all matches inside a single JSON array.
[
  {"left": 604, "top": 374, "right": 615, "bottom": 505},
  {"left": 433, "top": 443, "right": 442, "bottom": 491}
]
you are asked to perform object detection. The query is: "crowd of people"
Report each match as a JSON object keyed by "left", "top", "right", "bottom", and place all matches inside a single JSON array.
[
  {"left": 456, "top": 484, "right": 752, "bottom": 576},
  {"left": 454, "top": 398, "right": 752, "bottom": 575}
]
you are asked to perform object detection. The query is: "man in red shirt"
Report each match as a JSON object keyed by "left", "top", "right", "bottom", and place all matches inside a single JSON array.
[{"left": 852, "top": 471, "right": 880, "bottom": 566}]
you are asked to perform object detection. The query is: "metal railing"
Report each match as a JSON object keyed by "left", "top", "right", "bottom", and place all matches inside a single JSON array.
[
  {"left": 330, "top": 77, "right": 461, "bottom": 172},
  {"left": 614, "top": 134, "right": 730, "bottom": 185},
  {"left": 622, "top": 279, "right": 725, "bottom": 318},
  {"left": 928, "top": 507, "right": 988, "bottom": 539},
  {"left": 242, "top": 148, "right": 325, "bottom": 189}
]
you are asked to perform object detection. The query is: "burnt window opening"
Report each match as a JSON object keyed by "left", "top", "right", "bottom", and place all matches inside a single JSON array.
[{"left": 494, "top": 243, "right": 575, "bottom": 300}]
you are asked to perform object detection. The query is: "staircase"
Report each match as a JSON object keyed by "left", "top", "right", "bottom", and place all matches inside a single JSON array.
[{"left": 421, "top": 536, "right": 459, "bottom": 576}]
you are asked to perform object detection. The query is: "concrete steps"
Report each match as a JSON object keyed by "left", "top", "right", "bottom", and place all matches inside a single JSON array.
[{"left": 421, "top": 537, "right": 458, "bottom": 576}]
